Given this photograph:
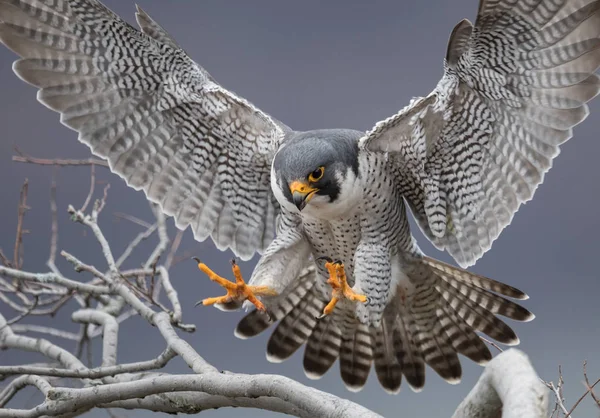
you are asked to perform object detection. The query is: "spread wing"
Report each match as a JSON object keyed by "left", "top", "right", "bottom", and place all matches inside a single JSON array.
[
  {"left": 0, "top": 0, "right": 288, "bottom": 259},
  {"left": 360, "top": 0, "right": 600, "bottom": 267}
]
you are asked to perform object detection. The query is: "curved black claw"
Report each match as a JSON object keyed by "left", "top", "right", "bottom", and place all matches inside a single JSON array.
[
  {"left": 334, "top": 259, "right": 343, "bottom": 265},
  {"left": 230, "top": 258, "right": 237, "bottom": 266},
  {"left": 192, "top": 256, "right": 201, "bottom": 264},
  {"left": 262, "top": 308, "right": 275, "bottom": 322}
]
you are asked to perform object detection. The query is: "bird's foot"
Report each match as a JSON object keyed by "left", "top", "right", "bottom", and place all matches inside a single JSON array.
[
  {"left": 317, "top": 257, "right": 367, "bottom": 318},
  {"left": 194, "top": 258, "right": 277, "bottom": 312}
]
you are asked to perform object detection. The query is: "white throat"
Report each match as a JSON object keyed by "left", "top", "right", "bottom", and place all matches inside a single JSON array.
[{"left": 271, "top": 165, "right": 363, "bottom": 221}]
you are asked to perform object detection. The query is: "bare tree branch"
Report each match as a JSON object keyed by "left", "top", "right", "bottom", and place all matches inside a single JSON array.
[
  {"left": 0, "top": 375, "right": 51, "bottom": 409},
  {"left": 9, "top": 325, "right": 80, "bottom": 341},
  {"left": 72, "top": 310, "right": 119, "bottom": 367},
  {"left": 0, "top": 348, "right": 175, "bottom": 379},
  {"left": 452, "top": 350, "right": 549, "bottom": 418},
  {"left": 583, "top": 361, "right": 600, "bottom": 408},
  {"left": 12, "top": 147, "right": 108, "bottom": 168},
  {"left": 13, "top": 178, "right": 29, "bottom": 269}
]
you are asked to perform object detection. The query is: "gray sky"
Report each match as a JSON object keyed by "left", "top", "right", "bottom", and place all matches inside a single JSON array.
[{"left": 1, "top": 1, "right": 599, "bottom": 417}]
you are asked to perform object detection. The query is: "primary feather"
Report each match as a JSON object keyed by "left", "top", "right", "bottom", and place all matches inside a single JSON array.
[
  {"left": 361, "top": 0, "right": 600, "bottom": 268},
  {"left": 0, "top": 0, "right": 287, "bottom": 260}
]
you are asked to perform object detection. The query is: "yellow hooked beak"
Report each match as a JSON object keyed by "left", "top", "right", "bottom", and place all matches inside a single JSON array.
[{"left": 289, "top": 180, "right": 318, "bottom": 211}]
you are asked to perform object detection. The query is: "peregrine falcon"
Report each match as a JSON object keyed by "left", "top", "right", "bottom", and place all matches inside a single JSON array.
[{"left": 1, "top": 0, "right": 598, "bottom": 393}]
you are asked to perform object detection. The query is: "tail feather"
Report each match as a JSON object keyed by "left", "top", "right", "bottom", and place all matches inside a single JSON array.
[
  {"left": 370, "top": 316, "right": 402, "bottom": 394},
  {"left": 437, "top": 270, "right": 534, "bottom": 321},
  {"left": 438, "top": 304, "right": 492, "bottom": 365},
  {"left": 265, "top": 287, "right": 323, "bottom": 362},
  {"left": 423, "top": 256, "right": 529, "bottom": 299},
  {"left": 393, "top": 312, "right": 425, "bottom": 391},
  {"left": 410, "top": 284, "right": 462, "bottom": 384},
  {"left": 234, "top": 256, "right": 531, "bottom": 393},
  {"left": 436, "top": 281, "right": 520, "bottom": 345},
  {"left": 339, "top": 322, "right": 373, "bottom": 392},
  {"left": 303, "top": 315, "right": 341, "bottom": 379},
  {"left": 235, "top": 268, "right": 314, "bottom": 339}
]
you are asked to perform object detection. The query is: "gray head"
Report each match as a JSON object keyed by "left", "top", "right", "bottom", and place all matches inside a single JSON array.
[{"left": 271, "top": 129, "right": 363, "bottom": 218}]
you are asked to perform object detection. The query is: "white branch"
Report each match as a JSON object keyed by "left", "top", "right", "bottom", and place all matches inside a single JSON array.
[
  {"left": 156, "top": 266, "right": 182, "bottom": 322},
  {"left": 72, "top": 310, "right": 118, "bottom": 367},
  {"left": 115, "top": 223, "right": 157, "bottom": 268},
  {"left": 0, "top": 375, "right": 52, "bottom": 408},
  {"left": 0, "top": 373, "right": 381, "bottom": 418},
  {"left": 9, "top": 325, "right": 80, "bottom": 341},
  {"left": 0, "top": 266, "right": 110, "bottom": 296},
  {"left": 153, "top": 312, "right": 216, "bottom": 374},
  {"left": 0, "top": 314, "right": 85, "bottom": 371},
  {"left": 0, "top": 348, "right": 175, "bottom": 379},
  {"left": 452, "top": 349, "right": 549, "bottom": 418}
]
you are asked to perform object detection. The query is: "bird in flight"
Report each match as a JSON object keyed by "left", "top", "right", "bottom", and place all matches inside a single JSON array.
[{"left": 1, "top": 0, "right": 598, "bottom": 393}]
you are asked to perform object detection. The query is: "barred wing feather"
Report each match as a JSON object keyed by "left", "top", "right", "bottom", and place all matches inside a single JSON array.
[
  {"left": 360, "top": 0, "right": 600, "bottom": 267},
  {"left": 0, "top": 0, "right": 287, "bottom": 259}
]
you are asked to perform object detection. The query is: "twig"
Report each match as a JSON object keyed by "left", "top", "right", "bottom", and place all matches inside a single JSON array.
[
  {"left": 565, "top": 364, "right": 600, "bottom": 417},
  {"left": 93, "top": 184, "right": 111, "bottom": 216},
  {"left": 480, "top": 336, "right": 503, "bottom": 353},
  {"left": 14, "top": 178, "right": 29, "bottom": 269},
  {"left": 12, "top": 147, "right": 108, "bottom": 167},
  {"left": 0, "top": 249, "right": 12, "bottom": 267},
  {"left": 4, "top": 296, "right": 39, "bottom": 327},
  {"left": 147, "top": 206, "right": 168, "bottom": 299},
  {"left": 543, "top": 366, "right": 569, "bottom": 417},
  {"left": 80, "top": 164, "right": 96, "bottom": 213},
  {"left": 113, "top": 212, "right": 152, "bottom": 229},
  {"left": 47, "top": 168, "right": 59, "bottom": 270},
  {"left": 165, "top": 229, "right": 184, "bottom": 270},
  {"left": 9, "top": 325, "right": 80, "bottom": 341},
  {"left": 0, "top": 348, "right": 176, "bottom": 379},
  {"left": 156, "top": 266, "right": 181, "bottom": 323},
  {"left": 115, "top": 224, "right": 158, "bottom": 268},
  {"left": 67, "top": 205, "right": 118, "bottom": 274},
  {"left": 0, "top": 265, "right": 111, "bottom": 296},
  {"left": 583, "top": 361, "right": 600, "bottom": 407}
]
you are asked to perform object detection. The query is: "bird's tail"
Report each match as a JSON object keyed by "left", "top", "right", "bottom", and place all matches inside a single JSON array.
[{"left": 235, "top": 257, "right": 533, "bottom": 393}]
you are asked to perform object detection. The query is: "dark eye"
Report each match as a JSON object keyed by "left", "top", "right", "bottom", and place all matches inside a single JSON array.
[{"left": 308, "top": 166, "right": 324, "bottom": 182}]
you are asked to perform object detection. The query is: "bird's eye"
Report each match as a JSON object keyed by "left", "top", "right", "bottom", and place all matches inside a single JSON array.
[{"left": 308, "top": 166, "right": 325, "bottom": 182}]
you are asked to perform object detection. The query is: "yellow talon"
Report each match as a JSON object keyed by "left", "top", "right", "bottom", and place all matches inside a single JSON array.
[
  {"left": 194, "top": 258, "right": 277, "bottom": 312},
  {"left": 320, "top": 259, "right": 367, "bottom": 318}
]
